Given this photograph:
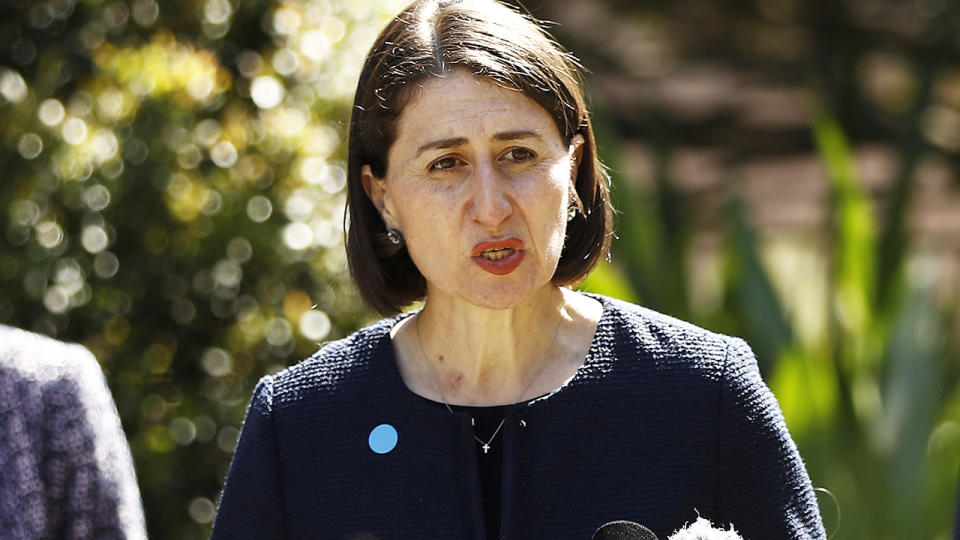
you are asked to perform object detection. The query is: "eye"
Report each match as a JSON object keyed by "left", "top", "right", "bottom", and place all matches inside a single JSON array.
[
  {"left": 429, "top": 156, "right": 462, "bottom": 172},
  {"left": 503, "top": 148, "right": 535, "bottom": 162}
]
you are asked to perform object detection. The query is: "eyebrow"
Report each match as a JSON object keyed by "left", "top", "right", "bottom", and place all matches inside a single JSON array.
[
  {"left": 494, "top": 129, "right": 542, "bottom": 142},
  {"left": 414, "top": 130, "right": 543, "bottom": 157},
  {"left": 415, "top": 137, "right": 467, "bottom": 157}
]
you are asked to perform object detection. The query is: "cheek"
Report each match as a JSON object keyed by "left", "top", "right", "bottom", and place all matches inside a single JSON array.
[
  {"left": 391, "top": 182, "right": 441, "bottom": 224},
  {"left": 537, "top": 164, "right": 573, "bottom": 219},
  {"left": 392, "top": 185, "right": 460, "bottom": 253},
  {"left": 529, "top": 174, "right": 571, "bottom": 256}
]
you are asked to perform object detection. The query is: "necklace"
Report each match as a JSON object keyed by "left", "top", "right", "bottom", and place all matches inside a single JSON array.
[{"left": 414, "top": 295, "right": 565, "bottom": 454}]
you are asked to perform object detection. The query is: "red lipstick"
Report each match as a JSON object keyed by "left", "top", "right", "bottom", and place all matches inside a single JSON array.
[{"left": 471, "top": 237, "right": 525, "bottom": 275}]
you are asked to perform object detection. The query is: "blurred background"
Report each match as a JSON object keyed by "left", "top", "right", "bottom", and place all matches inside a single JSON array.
[{"left": 0, "top": 0, "right": 958, "bottom": 538}]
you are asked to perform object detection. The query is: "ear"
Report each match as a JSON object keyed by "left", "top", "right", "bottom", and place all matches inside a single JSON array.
[
  {"left": 568, "top": 133, "right": 586, "bottom": 182},
  {"left": 569, "top": 133, "right": 585, "bottom": 158},
  {"left": 361, "top": 164, "right": 400, "bottom": 229},
  {"left": 567, "top": 134, "right": 586, "bottom": 211}
]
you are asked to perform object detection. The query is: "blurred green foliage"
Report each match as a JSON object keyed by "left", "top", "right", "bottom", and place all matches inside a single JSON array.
[
  {"left": 0, "top": 0, "right": 404, "bottom": 537},
  {"left": 585, "top": 103, "right": 960, "bottom": 537},
  {"left": 1, "top": 0, "right": 959, "bottom": 539},
  {"left": 565, "top": 0, "right": 960, "bottom": 537}
]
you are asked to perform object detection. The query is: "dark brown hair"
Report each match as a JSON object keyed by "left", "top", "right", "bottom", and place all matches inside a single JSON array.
[{"left": 346, "top": 0, "right": 613, "bottom": 315}]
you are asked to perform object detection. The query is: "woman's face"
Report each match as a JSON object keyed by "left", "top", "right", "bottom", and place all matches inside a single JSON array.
[{"left": 363, "top": 70, "right": 583, "bottom": 310}]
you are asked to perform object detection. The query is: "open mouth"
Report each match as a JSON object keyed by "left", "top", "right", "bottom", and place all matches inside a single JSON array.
[
  {"left": 471, "top": 238, "right": 525, "bottom": 275},
  {"left": 481, "top": 248, "right": 516, "bottom": 261}
]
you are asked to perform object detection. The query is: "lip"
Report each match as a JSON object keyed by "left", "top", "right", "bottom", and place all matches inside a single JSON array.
[{"left": 471, "top": 237, "right": 526, "bottom": 275}]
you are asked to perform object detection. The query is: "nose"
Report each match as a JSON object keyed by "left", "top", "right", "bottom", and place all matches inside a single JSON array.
[{"left": 468, "top": 161, "right": 513, "bottom": 229}]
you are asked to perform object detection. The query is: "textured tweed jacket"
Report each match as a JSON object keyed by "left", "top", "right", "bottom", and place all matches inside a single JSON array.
[
  {"left": 212, "top": 295, "right": 826, "bottom": 539},
  {"left": 0, "top": 325, "right": 146, "bottom": 540}
]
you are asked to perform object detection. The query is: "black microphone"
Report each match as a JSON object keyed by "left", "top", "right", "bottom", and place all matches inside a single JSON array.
[{"left": 592, "top": 520, "right": 659, "bottom": 540}]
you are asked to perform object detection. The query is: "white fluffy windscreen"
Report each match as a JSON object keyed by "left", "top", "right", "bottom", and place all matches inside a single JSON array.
[{"left": 667, "top": 517, "right": 745, "bottom": 540}]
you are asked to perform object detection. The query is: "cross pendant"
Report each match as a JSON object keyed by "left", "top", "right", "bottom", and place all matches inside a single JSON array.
[{"left": 482, "top": 443, "right": 490, "bottom": 454}]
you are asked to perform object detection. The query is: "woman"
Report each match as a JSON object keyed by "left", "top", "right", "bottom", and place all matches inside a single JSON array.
[{"left": 211, "top": 1, "right": 826, "bottom": 538}]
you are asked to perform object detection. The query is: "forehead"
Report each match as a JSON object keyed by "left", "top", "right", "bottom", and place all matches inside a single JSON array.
[{"left": 391, "top": 70, "right": 562, "bottom": 148}]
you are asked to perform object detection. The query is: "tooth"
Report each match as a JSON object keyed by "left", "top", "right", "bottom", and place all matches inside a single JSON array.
[{"left": 480, "top": 247, "right": 515, "bottom": 261}]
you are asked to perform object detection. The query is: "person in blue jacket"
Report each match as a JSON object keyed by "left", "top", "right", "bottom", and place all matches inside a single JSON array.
[
  {"left": 211, "top": 1, "right": 826, "bottom": 538},
  {"left": 0, "top": 325, "right": 146, "bottom": 540}
]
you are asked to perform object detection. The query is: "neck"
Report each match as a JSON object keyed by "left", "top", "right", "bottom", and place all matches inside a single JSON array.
[{"left": 415, "top": 285, "right": 567, "bottom": 406}]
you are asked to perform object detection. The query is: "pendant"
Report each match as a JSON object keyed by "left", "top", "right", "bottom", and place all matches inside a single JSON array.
[{"left": 482, "top": 443, "right": 490, "bottom": 454}]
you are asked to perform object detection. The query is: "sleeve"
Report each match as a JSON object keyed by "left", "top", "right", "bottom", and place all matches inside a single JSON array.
[
  {"left": 66, "top": 344, "right": 148, "bottom": 540},
  {"left": 715, "top": 337, "right": 826, "bottom": 540},
  {"left": 211, "top": 376, "right": 288, "bottom": 539}
]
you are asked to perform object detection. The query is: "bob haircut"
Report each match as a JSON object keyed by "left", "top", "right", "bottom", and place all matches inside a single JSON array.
[{"left": 346, "top": 0, "right": 613, "bottom": 315}]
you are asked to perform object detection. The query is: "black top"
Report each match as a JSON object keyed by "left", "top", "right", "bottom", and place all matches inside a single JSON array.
[
  {"left": 458, "top": 405, "right": 505, "bottom": 540},
  {"left": 417, "top": 394, "right": 521, "bottom": 538},
  {"left": 426, "top": 392, "right": 558, "bottom": 539},
  {"left": 425, "top": 399, "right": 507, "bottom": 540}
]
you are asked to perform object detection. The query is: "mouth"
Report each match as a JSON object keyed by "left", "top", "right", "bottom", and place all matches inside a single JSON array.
[
  {"left": 471, "top": 238, "right": 526, "bottom": 275},
  {"left": 480, "top": 247, "right": 516, "bottom": 261},
  {"left": 471, "top": 237, "right": 525, "bottom": 257}
]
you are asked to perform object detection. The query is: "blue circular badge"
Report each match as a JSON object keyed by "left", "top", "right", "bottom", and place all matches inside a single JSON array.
[{"left": 368, "top": 424, "right": 398, "bottom": 454}]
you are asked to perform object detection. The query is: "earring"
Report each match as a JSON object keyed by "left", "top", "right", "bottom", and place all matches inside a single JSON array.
[
  {"left": 567, "top": 203, "right": 578, "bottom": 221},
  {"left": 387, "top": 229, "right": 403, "bottom": 245}
]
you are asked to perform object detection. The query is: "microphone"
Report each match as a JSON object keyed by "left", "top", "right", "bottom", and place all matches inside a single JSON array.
[
  {"left": 591, "top": 517, "right": 745, "bottom": 540},
  {"left": 667, "top": 517, "right": 744, "bottom": 540},
  {"left": 592, "top": 520, "right": 659, "bottom": 540}
]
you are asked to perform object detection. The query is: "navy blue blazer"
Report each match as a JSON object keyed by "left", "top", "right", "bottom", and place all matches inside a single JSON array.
[{"left": 212, "top": 295, "right": 825, "bottom": 539}]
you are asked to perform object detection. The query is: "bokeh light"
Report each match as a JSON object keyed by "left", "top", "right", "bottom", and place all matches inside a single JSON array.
[
  {"left": 298, "top": 309, "right": 331, "bottom": 341},
  {"left": 188, "top": 497, "right": 216, "bottom": 524},
  {"left": 250, "top": 76, "right": 284, "bottom": 109},
  {"left": 244, "top": 195, "right": 271, "bottom": 222},
  {"left": 38, "top": 99, "right": 66, "bottom": 126},
  {"left": 16, "top": 133, "right": 43, "bottom": 159},
  {"left": 81, "top": 225, "right": 110, "bottom": 254},
  {"left": 0, "top": 69, "right": 27, "bottom": 103},
  {"left": 62, "top": 118, "right": 88, "bottom": 145}
]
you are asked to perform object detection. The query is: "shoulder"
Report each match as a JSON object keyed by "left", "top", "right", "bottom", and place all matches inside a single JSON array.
[
  {"left": 0, "top": 324, "right": 102, "bottom": 383},
  {"left": 0, "top": 326, "right": 103, "bottom": 430},
  {"left": 0, "top": 324, "right": 129, "bottom": 420},
  {"left": 0, "top": 325, "right": 114, "bottom": 412},
  {"left": 588, "top": 294, "right": 747, "bottom": 381},
  {"left": 258, "top": 313, "right": 411, "bottom": 410}
]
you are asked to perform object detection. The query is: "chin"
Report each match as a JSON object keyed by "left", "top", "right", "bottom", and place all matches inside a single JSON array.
[
  {"left": 424, "top": 262, "right": 558, "bottom": 310},
  {"left": 464, "top": 295, "right": 524, "bottom": 311},
  {"left": 457, "top": 279, "right": 555, "bottom": 311}
]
